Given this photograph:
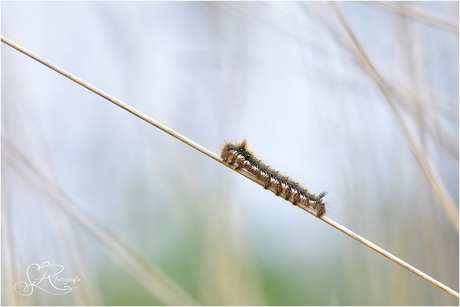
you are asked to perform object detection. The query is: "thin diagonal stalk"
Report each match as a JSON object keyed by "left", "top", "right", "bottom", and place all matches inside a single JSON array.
[
  {"left": 2, "top": 35, "right": 458, "bottom": 300},
  {"left": 329, "top": 2, "right": 459, "bottom": 233}
]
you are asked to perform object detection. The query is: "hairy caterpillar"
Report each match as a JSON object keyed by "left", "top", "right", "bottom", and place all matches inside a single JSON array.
[{"left": 221, "top": 140, "right": 327, "bottom": 217}]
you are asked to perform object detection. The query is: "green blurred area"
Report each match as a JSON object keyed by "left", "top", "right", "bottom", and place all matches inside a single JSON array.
[{"left": 97, "top": 249, "right": 349, "bottom": 305}]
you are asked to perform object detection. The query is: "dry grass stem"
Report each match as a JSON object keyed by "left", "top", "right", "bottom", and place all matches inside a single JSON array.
[
  {"left": 329, "top": 3, "right": 459, "bottom": 233},
  {"left": 2, "top": 35, "right": 458, "bottom": 300}
]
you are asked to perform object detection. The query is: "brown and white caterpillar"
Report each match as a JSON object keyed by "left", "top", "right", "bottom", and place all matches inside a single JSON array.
[{"left": 220, "top": 140, "right": 327, "bottom": 217}]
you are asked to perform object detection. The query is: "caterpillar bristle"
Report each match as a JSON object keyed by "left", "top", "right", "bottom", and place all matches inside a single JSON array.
[{"left": 318, "top": 191, "right": 327, "bottom": 199}]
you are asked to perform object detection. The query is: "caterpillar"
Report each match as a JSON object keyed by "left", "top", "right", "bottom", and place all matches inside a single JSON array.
[{"left": 220, "top": 140, "right": 327, "bottom": 217}]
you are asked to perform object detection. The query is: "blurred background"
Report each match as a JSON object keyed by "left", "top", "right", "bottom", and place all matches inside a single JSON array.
[{"left": 2, "top": 1, "right": 458, "bottom": 305}]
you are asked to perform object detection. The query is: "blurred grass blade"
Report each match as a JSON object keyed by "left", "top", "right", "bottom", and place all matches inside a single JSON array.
[
  {"left": 2, "top": 139, "right": 199, "bottom": 306},
  {"left": 329, "top": 2, "right": 459, "bottom": 233},
  {"left": 364, "top": 1, "right": 459, "bottom": 34}
]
